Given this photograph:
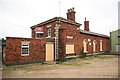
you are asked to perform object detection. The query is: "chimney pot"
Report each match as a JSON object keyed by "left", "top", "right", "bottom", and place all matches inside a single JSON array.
[
  {"left": 68, "top": 9, "right": 70, "bottom": 12},
  {"left": 70, "top": 8, "right": 72, "bottom": 11},
  {"left": 72, "top": 7, "right": 74, "bottom": 11}
]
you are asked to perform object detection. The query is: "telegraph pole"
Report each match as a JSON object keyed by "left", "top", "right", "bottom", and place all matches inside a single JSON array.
[{"left": 59, "top": 0, "right": 61, "bottom": 17}]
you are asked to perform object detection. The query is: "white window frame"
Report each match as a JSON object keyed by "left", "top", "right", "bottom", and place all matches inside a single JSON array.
[
  {"left": 47, "top": 28, "right": 51, "bottom": 37},
  {"left": 21, "top": 42, "right": 30, "bottom": 56}
]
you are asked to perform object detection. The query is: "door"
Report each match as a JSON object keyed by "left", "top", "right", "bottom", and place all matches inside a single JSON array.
[{"left": 46, "top": 43, "right": 54, "bottom": 61}]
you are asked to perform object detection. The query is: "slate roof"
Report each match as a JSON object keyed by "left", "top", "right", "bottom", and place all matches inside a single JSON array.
[
  {"left": 80, "top": 29, "right": 109, "bottom": 38},
  {"left": 30, "top": 17, "right": 82, "bottom": 29}
]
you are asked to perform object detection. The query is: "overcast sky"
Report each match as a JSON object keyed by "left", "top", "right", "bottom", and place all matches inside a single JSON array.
[{"left": 0, "top": 0, "right": 119, "bottom": 38}]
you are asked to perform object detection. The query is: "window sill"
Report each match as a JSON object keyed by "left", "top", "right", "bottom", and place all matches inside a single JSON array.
[
  {"left": 66, "top": 55, "right": 77, "bottom": 58},
  {"left": 84, "top": 51, "right": 88, "bottom": 53},
  {"left": 21, "top": 54, "right": 29, "bottom": 56},
  {"left": 46, "top": 36, "right": 51, "bottom": 38},
  {"left": 66, "top": 52, "right": 75, "bottom": 54}
]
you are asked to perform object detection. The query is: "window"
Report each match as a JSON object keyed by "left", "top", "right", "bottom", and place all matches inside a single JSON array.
[
  {"left": 47, "top": 28, "right": 51, "bottom": 37},
  {"left": 100, "top": 40, "right": 103, "bottom": 51},
  {"left": 66, "top": 43, "right": 74, "bottom": 54},
  {"left": 93, "top": 40, "right": 97, "bottom": 52},
  {"left": 83, "top": 39, "right": 88, "bottom": 53},
  {"left": 21, "top": 42, "right": 30, "bottom": 56}
]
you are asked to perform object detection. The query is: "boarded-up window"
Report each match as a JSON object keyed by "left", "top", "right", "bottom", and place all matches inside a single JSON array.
[{"left": 66, "top": 43, "right": 74, "bottom": 54}]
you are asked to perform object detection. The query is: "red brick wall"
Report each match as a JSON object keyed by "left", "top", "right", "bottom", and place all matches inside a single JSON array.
[
  {"left": 59, "top": 22, "right": 80, "bottom": 58},
  {"left": 58, "top": 21, "right": 109, "bottom": 57},
  {"left": 79, "top": 34, "right": 109, "bottom": 54},
  {"left": 5, "top": 37, "right": 46, "bottom": 65}
]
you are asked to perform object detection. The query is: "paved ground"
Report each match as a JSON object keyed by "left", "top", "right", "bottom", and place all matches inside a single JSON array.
[{"left": 2, "top": 55, "right": 118, "bottom": 78}]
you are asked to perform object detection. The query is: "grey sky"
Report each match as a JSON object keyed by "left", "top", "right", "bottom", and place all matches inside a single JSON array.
[
  {"left": 0, "top": 0, "right": 119, "bottom": 38},
  {"left": 118, "top": 1, "right": 120, "bottom": 29}
]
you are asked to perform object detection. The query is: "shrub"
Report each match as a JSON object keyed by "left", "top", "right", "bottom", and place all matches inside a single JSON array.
[
  {"left": 79, "top": 46, "right": 86, "bottom": 58},
  {"left": 56, "top": 57, "right": 66, "bottom": 64}
]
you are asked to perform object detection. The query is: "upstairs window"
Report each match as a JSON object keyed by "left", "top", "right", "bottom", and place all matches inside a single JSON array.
[
  {"left": 21, "top": 42, "right": 30, "bottom": 56},
  {"left": 47, "top": 28, "right": 51, "bottom": 37}
]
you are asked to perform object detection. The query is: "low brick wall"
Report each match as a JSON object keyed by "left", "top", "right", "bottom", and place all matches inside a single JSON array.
[{"left": 5, "top": 37, "right": 46, "bottom": 65}]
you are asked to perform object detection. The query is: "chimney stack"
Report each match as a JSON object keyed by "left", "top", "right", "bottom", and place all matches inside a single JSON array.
[
  {"left": 84, "top": 17, "right": 89, "bottom": 31},
  {"left": 66, "top": 7, "right": 76, "bottom": 21}
]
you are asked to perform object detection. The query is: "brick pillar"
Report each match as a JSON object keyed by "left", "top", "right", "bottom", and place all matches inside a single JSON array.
[{"left": 31, "top": 28, "right": 35, "bottom": 38}]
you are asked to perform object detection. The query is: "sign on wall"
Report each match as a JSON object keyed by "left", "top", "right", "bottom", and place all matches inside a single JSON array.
[
  {"left": 67, "top": 36, "right": 73, "bottom": 39},
  {"left": 35, "top": 27, "right": 44, "bottom": 33}
]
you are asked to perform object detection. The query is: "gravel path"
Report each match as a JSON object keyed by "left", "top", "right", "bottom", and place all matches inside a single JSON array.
[{"left": 2, "top": 55, "right": 118, "bottom": 78}]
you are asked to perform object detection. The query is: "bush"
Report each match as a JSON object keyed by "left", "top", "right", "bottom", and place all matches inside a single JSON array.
[
  {"left": 79, "top": 46, "right": 86, "bottom": 58},
  {"left": 56, "top": 57, "right": 66, "bottom": 64}
]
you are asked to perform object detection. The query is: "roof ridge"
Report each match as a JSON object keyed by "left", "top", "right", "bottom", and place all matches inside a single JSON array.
[
  {"left": 80, "top": 29, "right": 109, "bottom": 38},
  {"left": 31, "top": 17, "right": 82, "bottom": 29}
]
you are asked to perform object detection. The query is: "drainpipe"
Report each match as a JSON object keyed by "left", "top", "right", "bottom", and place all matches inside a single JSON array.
[{"left": 54, "top": 37, "right": 56, "bottom": 62}]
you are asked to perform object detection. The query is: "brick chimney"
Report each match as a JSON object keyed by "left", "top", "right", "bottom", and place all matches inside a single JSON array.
[
  {"left": 66, "top": 7, "right": 76, "bottom": 21},
  {"left": 84, "top": 17, "right": 89, "bottom": 31}
]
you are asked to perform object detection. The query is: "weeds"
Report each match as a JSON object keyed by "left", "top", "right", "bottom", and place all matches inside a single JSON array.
[{"left": 79, "top": 46, "right": 86, "bottom": 58}]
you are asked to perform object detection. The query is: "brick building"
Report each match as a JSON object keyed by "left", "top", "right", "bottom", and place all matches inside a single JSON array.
[{"left": 5, "top": 8, "right": 109, "bottom": 65}]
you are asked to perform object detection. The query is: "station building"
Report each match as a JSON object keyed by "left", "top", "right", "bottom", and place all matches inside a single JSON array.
[{"left": 5, "top": 8, "right": 109, "bottom": 65}]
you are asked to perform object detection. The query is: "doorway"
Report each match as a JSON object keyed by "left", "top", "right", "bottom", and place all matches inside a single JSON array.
[{"left": 46, "top": 43, "right": 54, "bottom": 61}]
